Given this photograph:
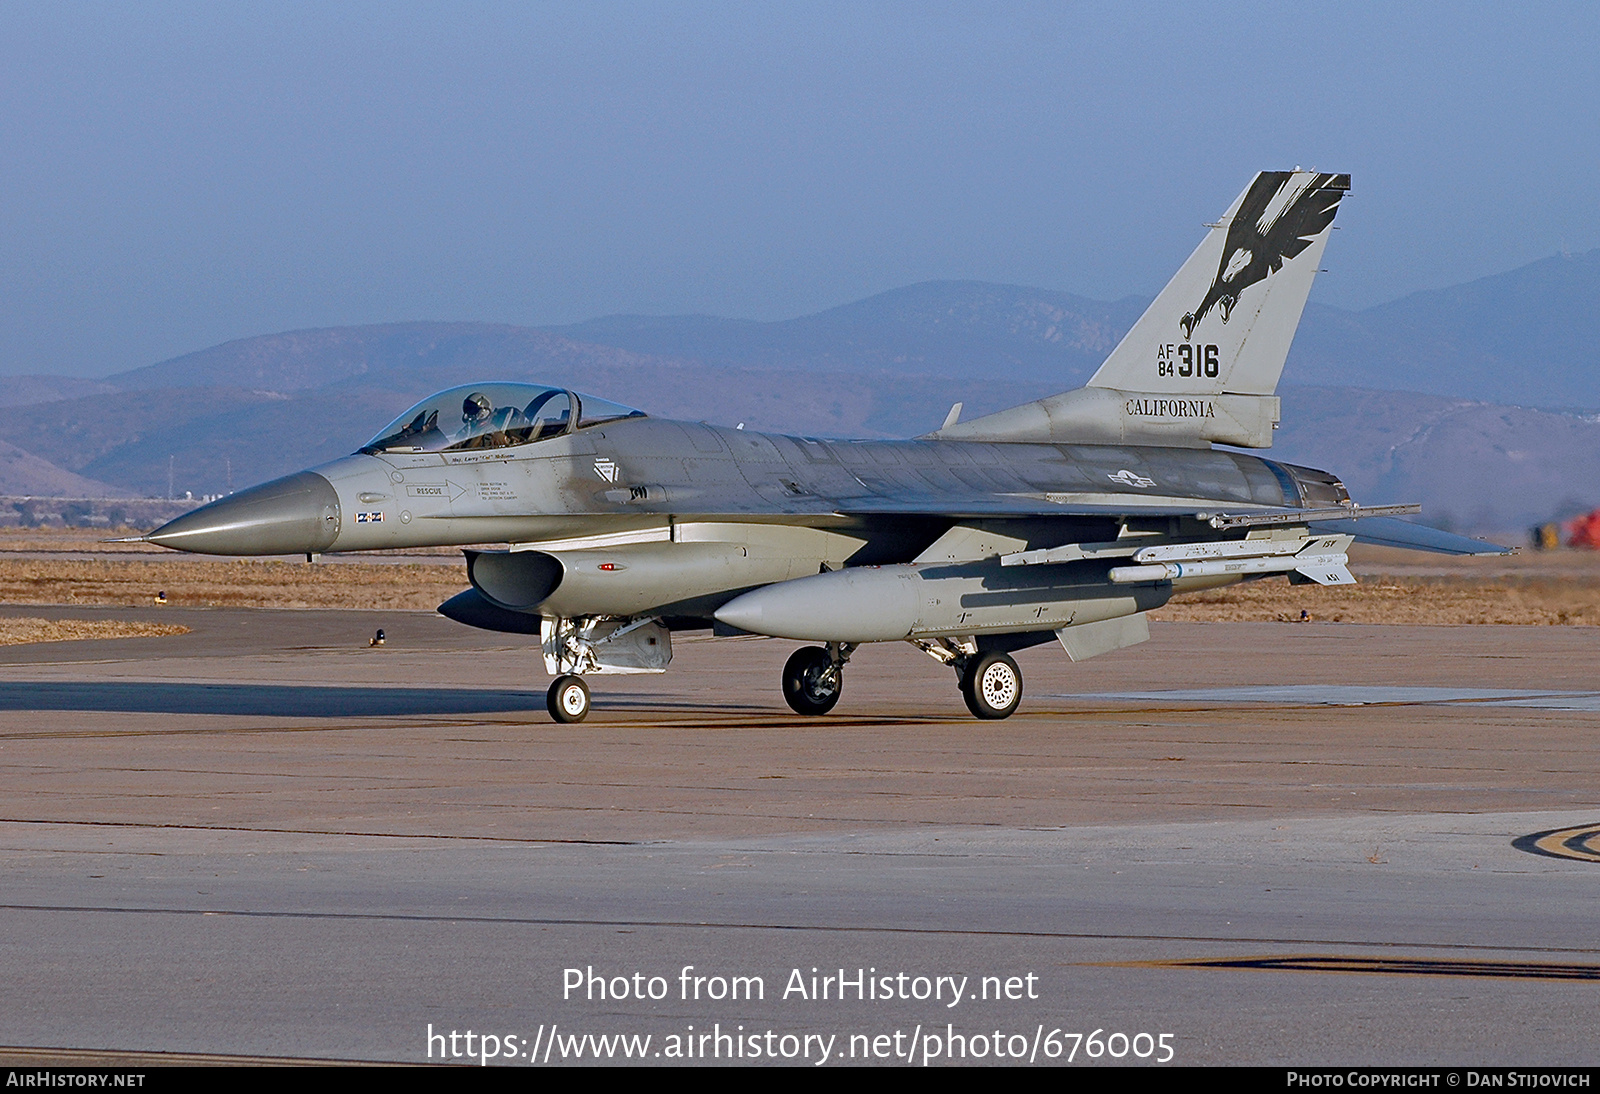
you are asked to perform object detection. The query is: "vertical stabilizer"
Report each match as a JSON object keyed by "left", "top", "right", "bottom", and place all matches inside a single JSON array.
[
  {"left": 1088, "top": 170, "right": 1348, "bottom": 396},
  {"left": 934, "top": 171, "right": 1347, "bottom": 448}
]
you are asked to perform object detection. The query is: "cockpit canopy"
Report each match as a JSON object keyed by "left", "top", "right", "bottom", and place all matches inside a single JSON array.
[{"left": 361, "top": 383, "right": 646, "bottom": 454}]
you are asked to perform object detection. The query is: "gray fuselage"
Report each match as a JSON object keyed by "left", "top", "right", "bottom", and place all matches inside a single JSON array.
[{"left": 145, "top": 414, "right": 1348, "bottom": 632}]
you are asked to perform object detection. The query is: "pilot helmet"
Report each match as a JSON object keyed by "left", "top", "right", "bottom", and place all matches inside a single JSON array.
[{"left": 462, "top": 392, "right": 493, "bottom": 422}]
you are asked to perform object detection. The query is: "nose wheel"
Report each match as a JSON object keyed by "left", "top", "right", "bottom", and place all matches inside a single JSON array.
[
  {"left": 960, "top": 651, "right": 1022, "bottom": 719},
  {"left": 782, "top": 646, "right": 844, "bottom": 715},
  {"left": 547, "top": 674, "right": 591, "bottom": 723}
]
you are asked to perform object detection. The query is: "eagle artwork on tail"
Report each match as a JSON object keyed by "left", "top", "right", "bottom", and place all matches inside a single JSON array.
[{"left": 1180, "top": 171, "right": 1348, "bottom": 339}]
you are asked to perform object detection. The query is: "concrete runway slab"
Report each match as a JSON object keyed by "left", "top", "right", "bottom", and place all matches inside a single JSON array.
[{"left": 0, "top": 608, "right": 1596, "bottom": 1066}]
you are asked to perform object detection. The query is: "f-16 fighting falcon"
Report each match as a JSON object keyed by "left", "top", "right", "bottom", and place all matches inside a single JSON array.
[{"left": 142, "top": 171, "right": 1506, "bottom": 723}]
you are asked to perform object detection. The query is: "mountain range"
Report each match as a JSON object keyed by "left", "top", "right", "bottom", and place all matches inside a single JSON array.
[{"left": 0, "top": 248, "right": 1595, "bottom": 533}]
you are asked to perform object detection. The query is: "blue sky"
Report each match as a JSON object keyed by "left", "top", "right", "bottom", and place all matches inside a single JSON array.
[{"left": 1, "top": 1, "right": 1595, "bottom": 376}]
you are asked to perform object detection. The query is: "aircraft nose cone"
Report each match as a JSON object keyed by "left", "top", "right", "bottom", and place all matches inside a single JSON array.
[{"left": 144, "top": 471, "right": 341, "bottom": 555}]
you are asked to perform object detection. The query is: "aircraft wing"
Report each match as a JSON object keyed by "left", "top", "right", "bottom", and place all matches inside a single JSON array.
[
  {"left": 831, "top": 493, "right": 1227, "bottom": 520},
  {"left": 832, "top": 492, "right": 1510, "bottom": 556}
]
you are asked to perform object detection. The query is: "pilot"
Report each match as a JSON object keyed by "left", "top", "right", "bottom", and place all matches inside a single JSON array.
[
  {"left": 462, "top": 392, "right": 493, "bottom": 426},
  {"left": 451, "top": 392, "right": 495, "bottom": 448}
]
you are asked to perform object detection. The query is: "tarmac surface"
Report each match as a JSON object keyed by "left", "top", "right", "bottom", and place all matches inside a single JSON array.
[{"left": 0, "top": 605, "right": 1596, "bottom": 1067}]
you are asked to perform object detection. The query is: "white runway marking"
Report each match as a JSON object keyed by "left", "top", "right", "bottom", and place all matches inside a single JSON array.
[{"left": 1052, "top": 685, "right": 1600, "bottom": 709}]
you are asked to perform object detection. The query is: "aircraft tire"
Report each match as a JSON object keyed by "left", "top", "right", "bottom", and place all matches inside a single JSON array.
[
  {"left": 961, "top": 652, "right": 1022, "bottom": 719},
  {"left": 547, "top": 674, "right": 591, "bottom": 723},
  {"left": 782, "top": 646, "right": 842, "bottom": 716}
]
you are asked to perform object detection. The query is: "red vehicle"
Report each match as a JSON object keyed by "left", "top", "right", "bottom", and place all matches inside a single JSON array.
[{"left": 1567, "top": 509, "right": 1600, "bottom": 549}]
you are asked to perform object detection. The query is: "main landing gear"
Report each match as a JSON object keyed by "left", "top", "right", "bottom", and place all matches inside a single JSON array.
[
  {"left": 782, "top": 642, "right": 854, "bottom": 715},
  {"left": 547, "top": 674, "right": 591, "bottom": 723},
  {"left": 959, "top": 651, "right": 1022, "bottom": 720},
  {"left": 912, "top": 638, "right": 1024, "bottom": 719},
  {"left": 780, "top": 639, "right": 1023, "bottom": 720}
]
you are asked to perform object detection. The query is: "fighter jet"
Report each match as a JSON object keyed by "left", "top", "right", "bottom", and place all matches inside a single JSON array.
[{"left": 142, "top": 170, "right": 1506, "bottom": 723}]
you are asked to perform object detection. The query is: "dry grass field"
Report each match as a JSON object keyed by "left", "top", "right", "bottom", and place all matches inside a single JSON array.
[
  {"left": 0, "top": 527, "right": 1595, "bottom": 626},
  {"left": 1150, "top": 544, "right": 1600, "bottom": 625},
  {"left": 0, "top": 556, "right": 467, "bottom": 611},
  {"left": 1148, "top": 573, "right": 1600, "bottom": 625},
  {"left": 0, "top": 617, "right": 190, "bottom": 644},
  {"left": 0, "top": 528, "right": 469, "bottom": 612}
]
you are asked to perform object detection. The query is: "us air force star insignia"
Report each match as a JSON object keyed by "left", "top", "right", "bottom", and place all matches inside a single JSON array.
[
  {"left": 1109, "top": 469, "right": 1156, "bottom": 489},
  {"left": 594, "top": 458, "right": 619, "bottom": 483}
]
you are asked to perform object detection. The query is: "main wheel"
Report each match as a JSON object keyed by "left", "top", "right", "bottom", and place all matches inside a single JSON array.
[
  {"left": 782, "top": 646, "right": 842, "bottom": 716},
  {"left": 547, "top": 674, "right": 591, "bottom": 723},
  {"left": 960, "top": 651, "right": 1022, "bottom": 719}
]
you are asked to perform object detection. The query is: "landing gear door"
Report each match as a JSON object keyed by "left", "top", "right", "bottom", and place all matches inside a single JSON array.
[
  {"left": 541, "top": 616, "right": 673, "bottom": 675},
  {"left": 1056, "top": 612, "right": 1150, "bottom": 662}
]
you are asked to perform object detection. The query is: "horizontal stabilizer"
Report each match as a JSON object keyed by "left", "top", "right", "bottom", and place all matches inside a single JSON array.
[{"left": 1306, "top": 516, "right": 1512, "bottom": 556}]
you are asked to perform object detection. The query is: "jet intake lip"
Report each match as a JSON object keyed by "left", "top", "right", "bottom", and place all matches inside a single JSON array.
[
  {"left": 465, "top": 550, "right": 565, "bottom": 612},
  {"left": 144, "top": 471, "right": 341, "bottom": 555}
]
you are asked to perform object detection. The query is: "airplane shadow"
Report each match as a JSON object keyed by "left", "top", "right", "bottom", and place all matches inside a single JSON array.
[
  {"left": 0, "top": 682, "right": 544, "bottom": 719},
  {"left": 0, "top": 682, "right": 779, "bottom": 720}
]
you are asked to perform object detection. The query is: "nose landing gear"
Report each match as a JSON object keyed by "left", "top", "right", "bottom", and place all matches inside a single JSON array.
[{"left": 537, "top": 614, "right": 673, "bottom": 724}]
